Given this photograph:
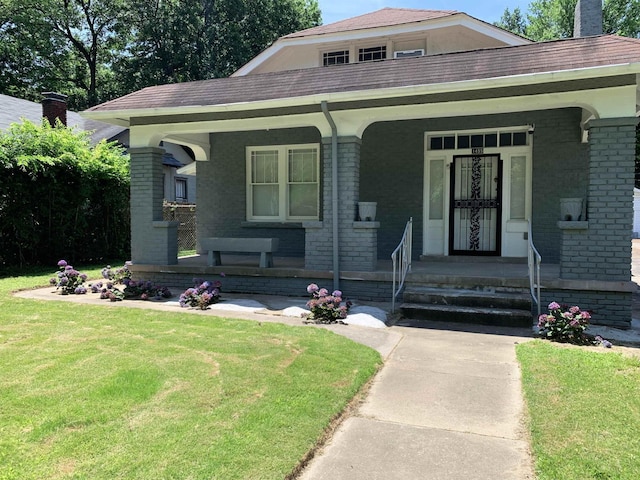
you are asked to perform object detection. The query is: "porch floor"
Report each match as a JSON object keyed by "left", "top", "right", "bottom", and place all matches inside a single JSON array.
[{"left": 175, "top": 253, "right": 559, "bottom": 285}]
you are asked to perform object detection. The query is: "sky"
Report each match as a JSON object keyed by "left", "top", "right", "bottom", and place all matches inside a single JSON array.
[{"left": 318, "top": 1, "right": 533, "bottom": 25}]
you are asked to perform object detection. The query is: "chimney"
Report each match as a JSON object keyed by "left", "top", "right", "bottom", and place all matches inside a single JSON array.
[
  {"left": 42, "top": 92, "right": 68, "bottom": 126},
  {"left": 574, "top": 0, "right": 603, "bottom": 37}
]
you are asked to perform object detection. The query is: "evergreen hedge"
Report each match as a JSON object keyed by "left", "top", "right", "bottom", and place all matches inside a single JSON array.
[{"left": 0, "top": 120, "right": 130, "bottom": 267}]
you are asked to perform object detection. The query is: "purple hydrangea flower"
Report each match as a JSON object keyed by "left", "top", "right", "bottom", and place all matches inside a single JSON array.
[{"left": 57, "top": 260, "right": 67, "bottom": 267}]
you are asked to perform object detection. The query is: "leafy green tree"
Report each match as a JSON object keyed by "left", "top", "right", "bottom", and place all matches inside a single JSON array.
[
  {"left": 113, "top": 0, "right": 321, "bottom": 95},
  {"left": 0, "top": 0, "right": 129, "bottom": 109},
  {"left": 0, "top": 120, "right": 130, "bottom": 267},
  {"left": 0, "top": 0, "right": 320, "bottom": 108},
  {"left": 495, "top": 7, "right": 528, "bottom": 36},
  {"left": 495, "top": 0, "right": 640, "bottom": 39}
]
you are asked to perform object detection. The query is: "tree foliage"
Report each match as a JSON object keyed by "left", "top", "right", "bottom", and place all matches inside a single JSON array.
[
  {"left": 0, "top": 120, "right": 131, "bottom": 267},
  {"left": 496, "top": 7, "right": 528, "bottom": 36},
  {"left": 495, "top": 0, "right": 640, "bottom": 40},
  {"left": 114, "top": 0, "right": 321, "bottom": 94},
  {"left": 0, "top": 0, "right": 321, "bottom": 109}
]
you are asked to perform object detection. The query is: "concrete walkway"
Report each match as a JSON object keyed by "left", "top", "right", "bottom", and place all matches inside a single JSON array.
[{"left": 298, "top": 321, "right": 535, "bottom": 480}]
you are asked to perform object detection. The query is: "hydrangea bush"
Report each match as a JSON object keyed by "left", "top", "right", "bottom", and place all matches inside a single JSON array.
[
  {"left": 303, "top": 283, "right": 352, "bottom": 324},
  {"left": 179, "top": 278, "right": 223, "bottom": 310},
  {"left": 537, "top": 302, "right": 592, "bottom": 344},
  {"left": 101, "top": 263, "right": 132, "bottom": 284},
  {"left": 89, "top": 263, "right": 171, "bottom": 301},
  {"left": 50, "top": 260, "right": 88, "bottom": 295}
]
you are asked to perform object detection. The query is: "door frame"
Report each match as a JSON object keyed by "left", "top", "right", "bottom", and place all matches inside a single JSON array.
[{"left": 423, "top": 127, "right": 533, "bottom": 258}]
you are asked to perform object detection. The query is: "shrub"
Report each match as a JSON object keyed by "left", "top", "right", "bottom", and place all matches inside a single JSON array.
[
  {"left": 122, "top": 279, "right": 172, "bottom": 300},
  {"left": 179, "top": 278, "right": 222, "bottom": 310},
  {"left": 537, "top": 302, "right": 592, "bottom": 344},
  {"left": 90, "top": 263, "right": 171, "bottom": 301},
  {"left": 49, "top": 259, "right": 87, "bottom": 295},
  {"left": 101, "top": 263, "right": 132, "bottom": 284},
  {"left": 303, "top": 283, "right": 352, "bottom": 324},
  {"left": 0, "top": 119, "right": 130, "bottom": 267}
]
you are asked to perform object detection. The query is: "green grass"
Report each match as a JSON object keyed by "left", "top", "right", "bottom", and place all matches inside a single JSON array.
[
  {"left": 0, "top": 266, "right": 381, "bottom": 480},
  {"left": 517, "top": 340, "right": 640, "bottom": 480}
]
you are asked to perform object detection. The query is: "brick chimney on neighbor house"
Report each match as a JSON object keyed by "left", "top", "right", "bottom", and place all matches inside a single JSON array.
[
  {"left": 574, "top": 0, "right": 603, "bottom": 37},
  {"left": 42, "top": 92, "right": 68, "bottom": 126}
]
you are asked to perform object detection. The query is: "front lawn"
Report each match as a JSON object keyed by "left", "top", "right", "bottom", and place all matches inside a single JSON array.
[
  {"left": 0, "top": 267, "right": 381, "bottom": 479},
  {"left": 517, "top": 340, "right": 640, "bottom": 480}
]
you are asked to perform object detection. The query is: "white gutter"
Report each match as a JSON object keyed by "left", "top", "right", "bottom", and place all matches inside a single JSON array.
[
  {"left": 81, "top": 63, "right": 640, "bottom": 125},
  {"left": 321, "top": 101, "right": 340, "bottom": 291}
]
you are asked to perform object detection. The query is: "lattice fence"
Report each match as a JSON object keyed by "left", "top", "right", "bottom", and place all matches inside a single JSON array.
[{"left": 163, "top": 202, "right": 196, "bottom": 252}]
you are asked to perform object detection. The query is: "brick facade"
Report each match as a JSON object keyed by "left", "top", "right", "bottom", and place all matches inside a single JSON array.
[
  {"left": 305, "top": 137, "right": 379, "bottom": 271},
  {"left": 360, "top": 108, "right": 588, "bottom": 261},
  {"left": 197, "top": 128, "right": 319, "bottom": 257},
  {"left": 558, "top": 118, "right": 636, "bottom": 281}
]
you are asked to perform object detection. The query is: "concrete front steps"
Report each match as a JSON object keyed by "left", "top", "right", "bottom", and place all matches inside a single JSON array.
[{"left": 399, "top": 286, "right": 534, "bottom": 328}]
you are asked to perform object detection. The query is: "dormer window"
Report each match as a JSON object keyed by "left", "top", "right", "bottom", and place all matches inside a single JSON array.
[
  {"left": 358, "top": 46, "right": 386, "bottom": 62},
  {"left": 323, "top": 50, "right": 349, "bottom": 66}
]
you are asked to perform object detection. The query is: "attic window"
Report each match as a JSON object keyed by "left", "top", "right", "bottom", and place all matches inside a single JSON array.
[
  {"left": 323, "top": 50, "right": 349, "bottom": 66},
  {"left": 358, "top": 46, "right": 386, "bottom": 62}
]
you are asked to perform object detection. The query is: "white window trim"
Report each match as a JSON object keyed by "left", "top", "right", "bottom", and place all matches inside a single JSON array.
[{"left": 246, "top": 143, "right": 320, "bottom": 222}]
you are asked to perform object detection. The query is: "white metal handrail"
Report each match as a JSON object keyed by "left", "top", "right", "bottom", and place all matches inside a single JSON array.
[
  {"left": 527, "top": 220, "right": 542, "bottom": 318},
  {"left": 391, "top": 217, "right": 413, "bottom": 313}
]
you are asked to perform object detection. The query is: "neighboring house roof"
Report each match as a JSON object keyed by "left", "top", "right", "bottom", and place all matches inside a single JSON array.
[
  {"left": 283, "top": 8, "right": 458, "bottom": 38},
  {"left": 85, "top": 35, "right": 640, "bottom": 119},
  {"left": 162, "top": 153, "right": 184, "bottom": 168},
  {"left": 0, "top": 93, "right": 126, "bottom": 145}
]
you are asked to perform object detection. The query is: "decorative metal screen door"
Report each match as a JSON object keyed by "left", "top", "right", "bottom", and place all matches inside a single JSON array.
[{"left": 449, "top": 154, "right": 502, "bottom": 255}]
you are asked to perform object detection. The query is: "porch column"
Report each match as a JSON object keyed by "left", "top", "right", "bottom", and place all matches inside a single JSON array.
[
  {"left": 305, "top": 136, "right": 378, "bottom": 271},
  {"left": 555, "top": 117, "right": 638, "bottom": 327},
  {"left": 129, "top": 147, "right": 179, "bottom": 265}
]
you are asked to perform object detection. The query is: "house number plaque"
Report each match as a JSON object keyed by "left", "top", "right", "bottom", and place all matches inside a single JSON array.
[{"left": 472, "top": 147, "right": 484, "bottom": 154}]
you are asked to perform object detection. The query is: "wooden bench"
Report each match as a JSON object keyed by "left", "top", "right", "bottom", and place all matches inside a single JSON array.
[{"left": 201, "top": 237, "right": 279, "bottom": 268}]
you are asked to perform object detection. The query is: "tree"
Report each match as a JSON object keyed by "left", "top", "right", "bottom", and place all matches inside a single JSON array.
[
  {"left": 495, "top": 7, "right": 528, "bottom": 36},
  {"left": 113, "top": 0, "right": 321, "bottom": 95},
  {"left": 0, "top": 0, "right": 129, "bottom": 109},
  {"left": 495, "top": 0, "right": 640, "bottom": 40},
  {"left": 0, "top": 0, "right": 320, "bottom": 109}
]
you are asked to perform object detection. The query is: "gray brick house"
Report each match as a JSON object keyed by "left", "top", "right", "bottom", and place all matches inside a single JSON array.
[{"left": 83, "top": 3, "right": 640, "bottom": 327}]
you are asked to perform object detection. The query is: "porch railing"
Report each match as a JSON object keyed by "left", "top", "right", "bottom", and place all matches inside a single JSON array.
[
  {"left": 391, "top": 217, "right": 413, "bottom": 313},
  {"left": 527, "top": 220, "right": 542, "bottom": 318}
]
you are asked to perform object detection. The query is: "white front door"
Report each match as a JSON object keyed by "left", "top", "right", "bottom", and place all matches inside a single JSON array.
[{"left": 423, "top": 128, "right": 532, "bottom": 257}]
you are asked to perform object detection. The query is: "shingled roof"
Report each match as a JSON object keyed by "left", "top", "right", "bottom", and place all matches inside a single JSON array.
[
  {"left": 1, "top": 93, "right": 125, "bottom": 144},
  {"left": 86, "top": 35, "right": 640, "bottom": 115},
  {"left": 283, "top": 8, "right": 458, "bottom": 39}
]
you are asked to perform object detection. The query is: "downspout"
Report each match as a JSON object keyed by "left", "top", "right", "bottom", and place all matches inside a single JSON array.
[{"left": 321, "top": 101, "right": 340, "bottom": 291}]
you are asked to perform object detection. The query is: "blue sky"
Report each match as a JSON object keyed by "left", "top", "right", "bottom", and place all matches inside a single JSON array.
[{"left": 318, "top": 1, "right": 532, "bottom": 25}]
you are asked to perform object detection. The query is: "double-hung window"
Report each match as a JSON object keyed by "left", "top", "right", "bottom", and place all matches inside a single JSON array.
[
  {"left": 247, "top": 144, "right": 319, "bottom": 221},
  {"left": 175, "top": 178, "right": 187, "bottom": 202}
]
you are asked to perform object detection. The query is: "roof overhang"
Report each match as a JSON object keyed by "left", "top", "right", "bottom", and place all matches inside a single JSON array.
[{"left": 82, "top": 63, "right": 640, "bottom": 127}]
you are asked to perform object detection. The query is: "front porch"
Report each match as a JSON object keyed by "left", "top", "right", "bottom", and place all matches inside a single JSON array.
[{"left": 128, "top": 254, "right": 635, "bottom": 329}]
